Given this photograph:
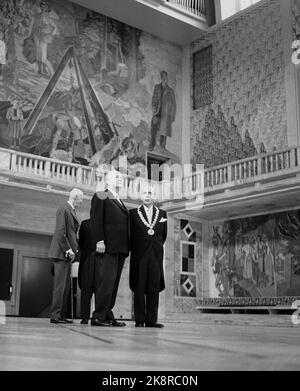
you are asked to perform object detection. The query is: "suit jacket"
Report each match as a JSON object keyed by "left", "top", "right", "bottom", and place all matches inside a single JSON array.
[
  {"left": 78, "top": 219, "right": 95, "bottom": 289},
  {"left": 129, "top": 206, "right": 167, "bottom": 293},
  {"left": 48, "top": 202, "right": 79, "bottom": 261},
  {"left": 90, "top": 189, "right": 129, "bottom": 256},
  {"left": 151, "top": 82, "right": 176, "bottom": 137}
]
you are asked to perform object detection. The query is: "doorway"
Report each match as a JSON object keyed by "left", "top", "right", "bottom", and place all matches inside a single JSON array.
[{"left": 19, "top": 256, "right": 54, "bottom": 317}]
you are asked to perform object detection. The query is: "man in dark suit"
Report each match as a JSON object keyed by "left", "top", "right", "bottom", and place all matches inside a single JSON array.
[
  {"left": 150, "top": 70, "right": 176, "bottom": 150},
  {"left": 90, "top": 169, "right": 129, "bottom": 327},
  {"left": 129, "top": 185, "right": 167, "bottom": 328},
  {"left": 48, "top": 188, "right": 83, "bottom": 324},
  {"left": 78, "top": 219, "right": 95, "bottom": 324}
]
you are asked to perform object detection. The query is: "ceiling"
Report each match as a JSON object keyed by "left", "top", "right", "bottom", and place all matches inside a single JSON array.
[{"left": 70, "top": 0, "right": 207, "bottom": 45}]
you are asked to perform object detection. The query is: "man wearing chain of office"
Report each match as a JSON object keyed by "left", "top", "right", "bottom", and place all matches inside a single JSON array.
[{"left": 129, "top": 183, "right": 168, "bottom": 328}]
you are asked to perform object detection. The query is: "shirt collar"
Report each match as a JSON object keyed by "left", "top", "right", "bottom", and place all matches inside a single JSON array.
[
  {"left": 67, "top": 200, "right": 75, "bottom": 210},
  {"left": 107, "top": 186, "right": 119, "bottom": 200}
]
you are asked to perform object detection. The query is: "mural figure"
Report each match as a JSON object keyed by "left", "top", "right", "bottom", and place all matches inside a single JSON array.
[
  {"left": 211, "top": 226, "right": 232, "bottom": 297},
  {"left": 150, "top": 70, "right": 176, "bottom": 150},
  {"left": 262, "top": 235, "right": 275, "bottom": 287},
  {"left": 0, "top": 31, "right": 6, "bottom": 81},
  {"left": 23, "top": 1, "right": 59, "bottom": 76},
  {"left": 6, "top": 99, "right": 24, "bottom": 148}
]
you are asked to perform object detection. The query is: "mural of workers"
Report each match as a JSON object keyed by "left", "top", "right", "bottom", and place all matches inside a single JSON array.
[
  {"left": 150, "top": 70, "right": 176, "bottom": 150},
  {"left": 0, "top": 0, "right": 182, "bottom": 168}
]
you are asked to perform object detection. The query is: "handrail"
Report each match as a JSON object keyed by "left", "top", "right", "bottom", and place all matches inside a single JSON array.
[{"left": 0, "top": 146, "right": 299, "bottom": 201}]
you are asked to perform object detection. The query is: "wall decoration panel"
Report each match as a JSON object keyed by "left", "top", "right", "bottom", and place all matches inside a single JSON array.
[
  {"left": 0, "top": 0, "right": 182, "bottom": 172},
  {"left": 191, "top": 0, "right": 288, "bottom": 169},
  {"left": 208, "top": 210, "right": 300, "bottom": 304},
  {"left": 174, "top": 218, "right": 203, "bottom": 312}
]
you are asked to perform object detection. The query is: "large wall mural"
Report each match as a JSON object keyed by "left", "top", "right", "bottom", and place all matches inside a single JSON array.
[
  {"left": 209, "top": 211, "right": 300, "bottom": 300},
  {"left": 191, "top": 0, "right": 288, "bottom": 169},
  {"left": 0, "top": 0, "right": 182, "bottom": 170}
]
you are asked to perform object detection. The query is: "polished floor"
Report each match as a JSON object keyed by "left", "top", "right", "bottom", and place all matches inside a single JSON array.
[{"left": 0, "top": 315, "right": 300, "bottom": 371}]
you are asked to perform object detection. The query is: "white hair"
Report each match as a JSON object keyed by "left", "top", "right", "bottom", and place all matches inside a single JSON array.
[{"left": 69, "top": 188, "right": 84, "bottom": 200}]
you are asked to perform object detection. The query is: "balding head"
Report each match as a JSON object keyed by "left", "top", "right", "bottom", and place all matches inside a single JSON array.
[
  {"left": 69, "top": 188, "right": 84, "bottom": 209},
  {"left": 140, "top": 182, "right": 156, "bottom": 206},
  {"left": 105, "top": 169, "right": 123, "bottom": 191}
]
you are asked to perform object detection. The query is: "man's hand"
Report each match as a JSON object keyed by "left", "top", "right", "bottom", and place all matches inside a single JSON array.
[
  {"left": 66, "top": 249, "right": 75, "bottom": 261},
  {"left": 96, "top": 241, "right": 106, "bottom": 254}
]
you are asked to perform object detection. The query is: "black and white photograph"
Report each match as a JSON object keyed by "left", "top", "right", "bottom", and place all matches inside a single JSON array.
[{"left": 0, "top": 0, "right": 299, "bottom": 380}]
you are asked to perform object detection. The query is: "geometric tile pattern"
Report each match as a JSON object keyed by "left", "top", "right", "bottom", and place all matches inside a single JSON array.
[
  {"left": 191, "top": 0, "right": 288, "bottom": 169},
  {"left": 179, "top": 219, "right": 198, "bottom": 298},
  {"left": 174, "top": 218, "right": 202, "bottom": 303},
  {"left": 193, "top": 45, "right": 213, "bottom": 109},
  {"left": 181, "top": 242, "right": 195, "bottom": 273},
  {"left": 180, "top": 275, "right": 196, "bottom": 297},
  {"left": 183, "top": 222, "right": 194, "bottom": 239}
]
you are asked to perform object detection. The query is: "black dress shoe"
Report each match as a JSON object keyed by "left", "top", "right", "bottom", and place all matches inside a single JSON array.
[
  {"left": 107, "top": 319, "right": 126, "bottom": 327},
  {"left": 50, "top": 318, "right": 67, "bottom": 324},
  {"left": 135, "top": 323, "right": 144, "bottom": 327},
  {"left": 91, "top": 318, "right": 112, "bottom": 327},
  {"left": 145, "top": 322, "right": 164, "bottom": 328},
  {"left": 61, "top": 318, "right": 73, "bottom": 324},
  {"left": 80, "top": 319, "right": 89, "bottom": 324}
]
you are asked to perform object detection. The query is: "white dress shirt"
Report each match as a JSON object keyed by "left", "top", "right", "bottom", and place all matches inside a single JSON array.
[{"left": 143, "top": 204, "right": 153, "bottom": 224}]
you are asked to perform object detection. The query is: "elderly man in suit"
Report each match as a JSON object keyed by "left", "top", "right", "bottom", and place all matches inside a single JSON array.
[
  {"left": 129, "top": 184, "right": 167, "bottom": 328},
  {"left": 90, "top": 168, "right": 129, "bottom": 327},
  {"left": 78, "top": 218, "right": 96, "bottom": 324},
  {"left": 48, "top": 188, "right": 84, "bottom": 324}
]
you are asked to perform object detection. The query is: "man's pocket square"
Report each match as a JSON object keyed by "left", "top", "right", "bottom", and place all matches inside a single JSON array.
[{"left": 159, "top": 218, "right": 167, "bottom": 223}]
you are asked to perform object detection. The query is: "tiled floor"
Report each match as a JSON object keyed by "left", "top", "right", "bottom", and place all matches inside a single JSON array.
[{"left": 0, "top": 315, "right": 299, "bottom": 371}]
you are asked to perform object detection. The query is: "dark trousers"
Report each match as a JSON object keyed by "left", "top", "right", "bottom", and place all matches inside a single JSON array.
[
  {"left": 133, "top": 252, "right": 160, "bottom": 324},
  {"left": 92, "top": 253, "right": 125, "bottom": 322},
  {"left": 80, "top": 254, "right": 96, "bottom": 319},
  {"left": 50, "top": 259, "right": 71, "bottom": 319},
  {"left": 134, "top": 292, "right": 159, "bottom": 324}
]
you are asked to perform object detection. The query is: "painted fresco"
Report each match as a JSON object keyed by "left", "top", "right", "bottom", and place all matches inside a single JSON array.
[
  {"left": 0, "top": 0, "right": 182, "bottom": 169},
  {"left": 210, "top": 211, "right": 300, "bottom": 298}
]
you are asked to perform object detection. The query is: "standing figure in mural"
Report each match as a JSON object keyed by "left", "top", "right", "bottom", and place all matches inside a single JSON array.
[
  {"left": 211, "top": 226, "right": 231, "bottom": 297},
  {"left": 262, "top": 235, "right": 275, "bottom": 287},
  {"left": 250, "top": 236, "right": 259, "bottom": 285},
  {"left": 150, "top": 71, "right": 176, "bottom": 150},
  {"left": 6, "top": 99, "right": 24, "bottom": 148},
  {"left": 24, "top": 1, "right": 59, "bottom": 76},
  {"left": 242, "top": 237, "right": 253, "bottom": 282},
  {"left": 0, "top": 31, "right": 6, "bottom": 81}
]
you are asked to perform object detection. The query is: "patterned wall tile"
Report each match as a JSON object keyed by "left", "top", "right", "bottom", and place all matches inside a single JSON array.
[
  {"left": 174, "top": 218, "right": 202, "bottom": 311},
  {"left": 191, "top": 0, "right": 288, "bottom": 169}
]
